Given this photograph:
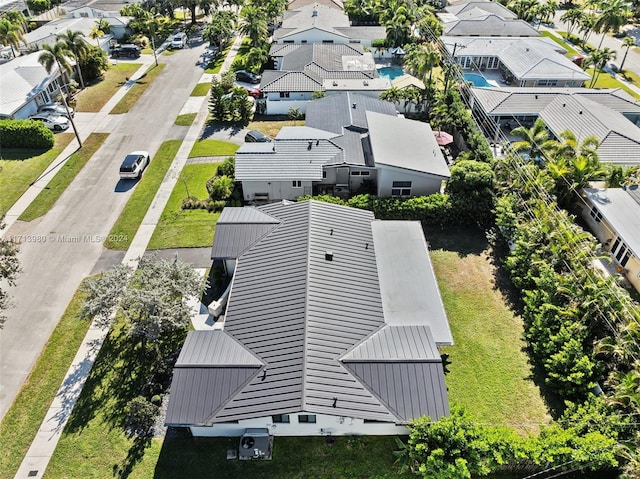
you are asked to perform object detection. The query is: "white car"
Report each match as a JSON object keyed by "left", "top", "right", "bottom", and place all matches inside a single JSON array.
[
  {"left": 119, "top": 151, "right": 151, "bottom": 179},
  {"left": 29, "top": 113, "right": 70, "bottom": 131},
  {"left": 38, "top": 103, "right": 75, "bottom": 118}
]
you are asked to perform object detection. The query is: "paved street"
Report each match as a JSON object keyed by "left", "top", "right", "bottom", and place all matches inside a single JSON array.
[{"left": 0, "top": 43, "right": 208, "bottom": 419}]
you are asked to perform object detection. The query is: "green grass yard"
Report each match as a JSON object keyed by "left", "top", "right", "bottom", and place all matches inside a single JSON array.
[
  {"left": 204, "top": 44, "right": 232, "bottom": 74},
  {"left": 175, "top": 113, "right": 197, "bottom": 126},
  {"left": 75, "top": 63, "right": 141, "bottom": 113},
  {"left": 188, "top": 139, "right": 239, "bottom": 158},
  {"left": 0, "top": 281, "right": 91, "bottom": 479},
  {"left": 19, "top": 133, "right": 108, "bottom": 221},
  {"left": 110, "top": 63, "right": 166, "bottom": 114},
  {"left": 190, "top": 83, "right": 210, "bottom": 96},
  {"left": 104, "top": 140, "right": 182, "bottom": 250},
  {"left": 147, "top": 163, "right": 220, "bottom": 249},
  {"left": 0, "top": 133, "right": 75, "bottom": 217},
  {"left": 541, "top": 31, "right": 579, "bottom": 56}
]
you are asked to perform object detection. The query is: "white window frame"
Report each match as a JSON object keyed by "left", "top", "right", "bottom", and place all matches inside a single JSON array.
[{"left": 292, "top": 180, "right": 302, "bottom": 188}]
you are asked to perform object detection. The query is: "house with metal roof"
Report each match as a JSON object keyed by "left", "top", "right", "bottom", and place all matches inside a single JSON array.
[
  {"left": 0, "top": 52, "right": 66, "bottom": 119},
  {"left": 442, "top": 36, "right": 590, "bottom": 87},
  {"left": 165, "top": 200, "right": 452, "bottom": 436},
  {"left": 235, "top": 93, "right": 450, "bottom": 201},
  {"left": 582, "top": 187, "right": 640, "bottom": 293},
  {"left": 438, "top": 1, "right": 540, "bottom": 37},
  {"left": 261, "top": 43, "right": 390, "bottom": 114},
  {"left": 469, "top": 87, "right": 640, "bottom": 165},
  {"left": 273, "top": 2, "right": 385, "bottom": 47}
]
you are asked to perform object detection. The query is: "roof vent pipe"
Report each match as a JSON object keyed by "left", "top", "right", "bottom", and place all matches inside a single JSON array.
[
  {"left": 261, "top": 369, "right": 267, "bottom": 381},
  {"left": 316, "top": 139, "right": 320, "bottom": 146},
  {"left": 333, "top": 397, "right": 338, "bottom": 408},
  {"left": 352, "top": 102, "right": 357, "bottom": 109},
  {"left": 330, "top": 228, "right": 333, "bottom": 235},
  {"left": 365, "top": 242, "right": 369, "bottom": 249},
  {"left": 325, "top": 251, "right": 333, "bottom": 261},
  {"left": 308, "top": 140, "right": 313, "bottom": 150}
]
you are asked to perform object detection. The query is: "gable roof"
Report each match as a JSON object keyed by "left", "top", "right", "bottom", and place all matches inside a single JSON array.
[
  {"left": 392, "top": 74, "right": 425, "bottom": 90},
  {"left": 366, "top": 112, "right": 451, "bottom": 178},
  {"left": 442, "top": 36, "right": 589, "bottom": 82},
  {"left": 166, "top": 201, "right": 451, "bottom": 426},
  {"left": 584, "top": 187, "right": 640, "bottom": 258},
  {"left": 0, "top": 52, "right": 58, "bottom": 117},
  {"left": 23, "top": 16, "right": 128, "bottom": 48},
  {"left": 210, "top": 207, "right": 281, "bottom": 259},
  {"left": 445, "top": 1, "right": 518, "bottom": 18},
  {"left": 441, "top": 14, "right": 540, "bottom": 37}
]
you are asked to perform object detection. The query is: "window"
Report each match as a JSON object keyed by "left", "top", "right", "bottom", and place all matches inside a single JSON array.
[
  {"left": 364, "top": 419, "right": 386, "bottom": 423},
  {"left": 322, "top": 40, "right": 334, "bottom": 44},
  {"left": 360, "top": 171, "right": 370, "bottom": 176},
  {"left": 301, "top": 40, "right": 307, "bottom": 43},
  {"left": 615, "top": 243, "right": 631, "bottom": 267},
  {"left": 391, "top": 181, "right": 411, "bottom": 197},
  {"left": 272, "top": 414, "right": 290, "bottom": 423},
  {"left": 349, "top": 40, "right": 361, "bottom": 43},
  {"left": 351, "top": 171, "right": 361, "bottom": 176},
  {"left": 47, "top": 79, "right": 59, "bottom": 94},
  {"left": 292, "top": 180, "right": 302, "bottom": 188},
  {"left": 283, "top": 40, "right": 294, "bottom": 44},
  {"left": 322, "top": 170, "right": 327, "bottom": 179},
  {"left": 537, "top": 79, "right": 558, "bottom": 86},
  {"left": 298, "top": 414, "right": 316, "bottom": 423},
  {"left": 279, "top": 92, "right": 290, "bottom": 98},
  {"left": 487, "top": 57, "right": 499, "bottom": 69},
  {"left": 589, "top": 206, "right": 602, "bottom": 223}
]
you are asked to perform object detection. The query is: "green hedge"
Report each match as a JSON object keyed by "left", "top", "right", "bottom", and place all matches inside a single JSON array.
[{"left": 0, "top": 120, "right": 55, "bottom": 149}]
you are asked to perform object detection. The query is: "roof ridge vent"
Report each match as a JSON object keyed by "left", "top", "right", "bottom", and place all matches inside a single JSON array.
[{"left": 312, "top": 8, "right": 317, "bottom": 16}]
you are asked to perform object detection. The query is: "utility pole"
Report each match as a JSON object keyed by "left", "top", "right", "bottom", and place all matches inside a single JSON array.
[{"left": 55, "top": 58, "right": 82, "bottom": 148}]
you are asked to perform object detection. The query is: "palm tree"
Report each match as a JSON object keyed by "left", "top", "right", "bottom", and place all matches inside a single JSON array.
[
  {"left": 404, "top": 43, "right": 440, "bottom": 86},
  {"left": 88, "top": 25, "right": 104, "bottom": 48},
  {"left": 579, "top": 13, "right": 597, "bottom": 44},
  {"left": 57, "top": 30, "right": 89, "bottom": 89},
  {"left": 38, "top": 42, "right": 82, "bottom": 147},
  {"left": 585, "top": 47, "right": 617, "bottom": 87},
  {"left": 95, "top": 18, "right": 112, "bottom": 35},
  {"left": 0, "top": 18, "right": 27, "bottom": 58},
  {"left": 594, "top": 0, "right": 631, "bottom": 48},
  {"left": 239, "top": 5, "right": 268, "bottom": 47},
  {"left": 508, "top": 118, "right": 555, "bottom": 161},
  {"left": 537, "top": 0, "right": 558, "bottom": 25},
  {"left": 620, "top": 36, "right": 636, "bottom": 71},
  {"left": 560, "top": 8, "right": 584, "bottom": 39}
]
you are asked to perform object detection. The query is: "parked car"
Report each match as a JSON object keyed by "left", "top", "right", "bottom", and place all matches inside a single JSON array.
[
  {"left": 171, "top": 32, "right": 187, "bottom": 49},
  {"left": 570, "top": 55, "right": 585, "bottom": 66},
  {"left": 119, "top": 151, "right": 151, "bottom": 179},
  {"left": 29, "top": 113, "right": 69, "bottom": 131},
  {"left": 38, "top": 103, "right": 75, "bottom": 118},
  {"left": 235, "top": 70, "right": 261, "bottom": 84},
  {"left": 242, "top": 85, "right": 262, "bottom": 98},
  {"left": 111, "top": 44, "right": 141, "bottom": 58},
  {"left": 245, "top": 130, "right": 271, "bottom": 143}
]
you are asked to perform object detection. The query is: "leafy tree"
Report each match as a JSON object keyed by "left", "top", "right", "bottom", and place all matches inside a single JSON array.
[
  {"left": 203, "top": 10, "right": 236, "bottom": 49},
  {"left": 207, "top": 175, "right": 235, "bottom": 200},
  {"left": 508, "top": 118, "right": 555, "bottom": 161},
  {"left": 0, "top": 17, "right": 27, "bottom": 58},
  {"left": 404, "top": 43, "right": 440, "bottom": 85},
  {"left": 445, "top": 160, "right": 496, "bottom": 225},
  {"left": 594, "top": 0, "right": 631, "bottom": 48},
  {"left": 312, "top": 90, "right": 326, "bottom": 99},
  {"left": 57, "top": 30, "right": 90, "bottom": 88},
  {"left": 125, "top": 396, "right": 158, "bottom": 437},
  {"left": 239, "top": 4, "right": 268, "bottom": 47},
  {"left": 0, "top": 216, "right": 20, "bottom": 328},
  {"left": 26, "top": 0, "right": 50, "bottom": 14},
  {"left": 79, "top": 44, "right": 109, "bottom": 82},
  {"left": 288, "top": 107, "right": 302, "bottom": 125}
]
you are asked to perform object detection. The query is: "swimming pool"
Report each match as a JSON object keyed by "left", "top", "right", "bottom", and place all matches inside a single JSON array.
[
  {"left": 377, "top": 66, "right": 404, "bottom": 81},
  {"left": 464, "top": 73, "right": 493, "bottom": 87}
]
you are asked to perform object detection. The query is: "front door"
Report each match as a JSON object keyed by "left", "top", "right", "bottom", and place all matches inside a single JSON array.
[{"left": 336, "top": 167, "right": 349, "bottom": 187}]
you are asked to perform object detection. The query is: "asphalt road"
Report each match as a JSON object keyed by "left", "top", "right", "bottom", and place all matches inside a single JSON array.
[{"left": 0, "top": 42, "right": 208, "bottom": 419}]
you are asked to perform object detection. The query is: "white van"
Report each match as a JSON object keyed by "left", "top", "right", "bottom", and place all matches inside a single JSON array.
[{"left": 171, "top": 32, "right": 187, "bottom": 49}]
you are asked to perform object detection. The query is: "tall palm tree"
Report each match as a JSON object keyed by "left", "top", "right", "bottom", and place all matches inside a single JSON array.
[
  {"left": 0, "top": 18, "right": 27, "bottom": 58},
  {"left": 560, "top": 8, "right": 584, "bottom": 39},
  {"left": 579, "top": 13, "right": 597, "bottom": 44},
  {"left": 57, "top": 30, "right": 90, "bottom": 89},
  {"left": 508, "top": 118, "right": 555, "bottom": 161},
  {"left": 403, "top": 43, "right": 440, "bottom": 85},
  {"left": 620, "top": 36, "right": 636, "bottom": 71},
  {"left": 585, "top": 47, "right": 617, "bottom": 87},
  {"left": 38, "top": 42, "right": 82, "bottom": 147},
  {"left": 594, "top": 0, "right": 631, "bottom": 48},
  {"left": 239, "top": 4, "right": 268, "bottom": 47},
  {"left": 88, "top": 24, "right": 104, "bottom": 48}
]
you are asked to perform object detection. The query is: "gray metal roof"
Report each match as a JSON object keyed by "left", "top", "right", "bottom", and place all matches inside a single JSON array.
[
  {"left": 0, "top": 52, "right": 57, "bottom": 117},
  {"left": 210, "top": 207, "right": 281, "bottom": 259},
  {"left": 333, "top": 25, "right": 386, "bottom": 41},
  {"left": 445, "top": 1, "right": 518, "bottom": 19},
  {"left": 176, "top": 331, "right": 265, "bottom": 367},
  {"left": 585, "top": 187, "right": 640, "bottom": 258},
  {"left": 442, "top": 15, "right": 539, "bottom": 37},
  {"left": 371, "top": 221, "right": 453, "bottom": 344},
  {"left": 167, "top": 201, "right": 451, "bottom": 426},
  {"left": 275, "top": 3, "right": 350, "bottom": 40},
  {"left": 442, "top": 36, "right": 589, "bottom": 81},
  {"left": 366, "top": 112, "right": 451, "bottom": 178},
  {"left": 305, "top": 92, "right": 397, "bottom": 134},
  {"left": 276, "top": 126, "right": 340, "bottom": 140},
  {"left": 341, "top": 325, "right": 441, "bottom": 361},
  {"left": 235, "top": 139, "right": 344, "bottom": 180},
  {"left": 274, "top": 43, "right": 368, "bottom": 72}
]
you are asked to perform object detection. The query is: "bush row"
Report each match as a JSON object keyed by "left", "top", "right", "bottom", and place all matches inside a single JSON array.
[{"left": 0, "top": 120, "right": 55, "bottom": 149}]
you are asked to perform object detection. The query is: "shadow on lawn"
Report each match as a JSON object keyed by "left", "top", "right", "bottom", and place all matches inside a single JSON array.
[{"left": 423, "top": 224, "right": 487, "bottom": 257}]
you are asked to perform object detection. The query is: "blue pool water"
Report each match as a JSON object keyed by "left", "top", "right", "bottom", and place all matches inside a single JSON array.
[
  {"left": 464, "top": 73, "right": 493, "bottom": 87},
  {"left": 377, "top": 66, "right": 404, "bottom": 81}
]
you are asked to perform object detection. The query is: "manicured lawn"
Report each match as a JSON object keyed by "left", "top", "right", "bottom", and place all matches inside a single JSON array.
[
  {"left": 104, "top": 140, "right": 182, "bottom": 250},
  {"left": 147, "top": 163, "right": 220, "bottom": 249},
  {"left": 75, "top": 63, "right": 141, "bottom": 112},
  {"left": 175, "top": 113, "right": 197, "bottom": 126},
  {"left": 541, "top": 31, "right": 579, "bottom": 56},
  {"left": 19, "top": 133, "right": 108, "bottom": 221},
  {"left": 0, "top": 281, "right": 91, "bottom": 479},
  {"left": 428, "top": 228, "right": 550, "bottom": 435},
  {"left": 204, "top": 44, "right": 231, "bottom": 74},
  {"left": 110, "top": 63, "right": 166, "bottom": 114},
  {"left": 585, "top": 67, "right": 640, "bottom": 99},
  {"left": 246, "top": 118, "right": 306, "bottom": 137},
  {"left": 190, "top": 82, "right": 210, "bottom": 96},
  {"left": 0, "top": 133, "right": 74, "bottom": 217},
  {"left": 188, "top": 139, "right": 239, "bottom": 158}
]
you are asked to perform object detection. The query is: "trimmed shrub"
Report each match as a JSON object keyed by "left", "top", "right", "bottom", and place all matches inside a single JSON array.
[{"left": 0, "top": 119, "right": 55, "bottom": 149}]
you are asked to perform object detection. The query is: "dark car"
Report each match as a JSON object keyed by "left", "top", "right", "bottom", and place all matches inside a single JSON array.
[
  {"left": 245, "top": 130, "right": 271, "bottom": 143},
  {"left": 111, "top": 44, "right": 141, "bottom": 58},
  {"left": 236, "top": 70, "right": 261, "bottom": 84}
]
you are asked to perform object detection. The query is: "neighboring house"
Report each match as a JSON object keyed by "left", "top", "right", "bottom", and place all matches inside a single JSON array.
[
  {"left": 273, "top": 2, "right": 385, "bottom": 47},
  {"left": 582, "top": 187, "right": 640, "bottom": 294},
  {"left": 469, "top": 87, "right": 640, "bottom": 165},
  {"left": 21, "top": 16, "right": 129, "bottom": 53},
  {"left": 165, "top": 200, "right": 453, "bottom": 437},
  {"left": 438, "top": 1, "right": 540, "bottom": 37},
  {"left": 262, "top": 43, "right": 389, "bottom": 114},
  {"left": 0, "top": 51, "right": 65, "bottom": 119},
  {"left": 442, "top": 36, "right": 590, "bottom": 87},
  {"left": 235, "top": 93, "right": 450, "bottom": 201}
]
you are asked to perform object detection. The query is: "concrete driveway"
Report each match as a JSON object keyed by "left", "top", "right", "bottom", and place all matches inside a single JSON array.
[{"left": 0, "top": 43, "right": 209, "bottom": 419}]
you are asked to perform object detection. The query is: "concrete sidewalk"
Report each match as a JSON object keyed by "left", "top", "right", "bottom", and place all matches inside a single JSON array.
[{"left": 13, "top": 35, "right": 244, "bottom": 479}]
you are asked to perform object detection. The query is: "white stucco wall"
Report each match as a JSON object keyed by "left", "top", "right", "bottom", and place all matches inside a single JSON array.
[
  {"left": 242, "top": 180, "right": 314, "bottom": 201},
  {"left": 190, "top": 412, "right": 409, "bottom": 437},
  {"left": 264, "top": 97, "right": 311, "bottom": 115},
  {"left": 376, "top": 164, "right": 445, "bottom": 197},
  {"left": 277, "top": 29, "right": 347, "bottom": 44}
]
